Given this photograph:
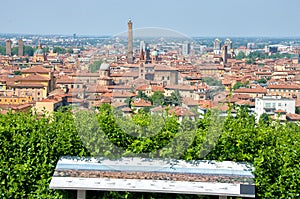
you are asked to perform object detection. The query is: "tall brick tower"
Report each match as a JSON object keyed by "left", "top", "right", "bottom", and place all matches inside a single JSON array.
[
  {"left": 222, "top": 45, "right": 228, "bottom": 65},
  {"left": 18, "top": 39, "right": 24, "bottom": 56},
  {"left": 6, "top": 39, "right": 12, "bottom": 56},
  {"left": 127, "top": 19, "right": 133, "bottom": 64}
]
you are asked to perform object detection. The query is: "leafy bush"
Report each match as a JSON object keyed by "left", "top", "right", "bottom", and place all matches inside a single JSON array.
[{"left": 0, "top": 106, "right": 299, "bottom": 198}]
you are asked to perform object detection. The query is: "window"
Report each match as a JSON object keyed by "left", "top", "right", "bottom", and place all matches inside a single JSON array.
[
  {"left": 162, "top": 76, "right": 165, "bottom": 80},
  {"left": 278, "top": 103, "right": 282, "bottom": 107},
  {"left": 167, "top": 76, "right": 170, "bottom": 80},
  {"left": 265, "top": 103, "right": 271, "bottom": 108},
  {"left": 77, "top": 85, "right": 80, "bottom": 89}
]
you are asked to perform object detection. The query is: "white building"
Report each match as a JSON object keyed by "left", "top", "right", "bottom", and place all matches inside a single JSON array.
[{"left": 255, "top": 96, "right": 295, "bottom": 120}]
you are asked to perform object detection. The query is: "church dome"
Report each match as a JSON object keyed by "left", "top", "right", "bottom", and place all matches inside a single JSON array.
[{"left": 100, "top": 63, "right": 110, "bottom": 71}]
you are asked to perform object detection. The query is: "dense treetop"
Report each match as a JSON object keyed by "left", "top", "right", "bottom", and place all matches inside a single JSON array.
[{"left": 0, "top": 105, "right": 299, "bottom": 198}]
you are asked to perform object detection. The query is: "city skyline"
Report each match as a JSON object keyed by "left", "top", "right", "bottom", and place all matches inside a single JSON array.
[{"left": 1, "top": 0, "right": 300, "bottom": 37}]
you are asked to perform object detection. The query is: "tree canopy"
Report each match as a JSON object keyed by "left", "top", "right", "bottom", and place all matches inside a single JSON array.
[
  {"left": 89, "top": 60, "right": 103, "bottom": 73},
  {"left": 0, "top": 106, "right": 300, "bottom": 198}
]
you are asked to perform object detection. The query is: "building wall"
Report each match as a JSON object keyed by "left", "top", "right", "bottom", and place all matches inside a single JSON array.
[
  {"left": 0, "top": 96, "right": 32, "bottom": 105},
  {"left": 154, "top": 71, "right": 178, "bottom": 85},
  {"left": 112, "top": 76, "right": 137, "bottom": 85},
  {"left": 255, "top": 96, "right": 295, "bottom": 120},
  {"left": 13, "top": 87, "right": 47, "bottom": 101},
  {"left": 71, "top": 75, "right": 99, "bottom": 85},
  {"left": 267, "top": 88, "right": 300, "bottom": 98},
  {"left": 35, "top": 100, "right": 63, "bottom": 115}
]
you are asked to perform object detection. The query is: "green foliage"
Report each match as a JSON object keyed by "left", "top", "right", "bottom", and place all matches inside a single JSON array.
[
  {"left": 67, "top": 48, "right": 74, "bottom": 54},
  {"left": 89, "top": 60, "right": 103, "bottom": 73},
  {"left": 53, "top": 47, "right": 66, "bottom": 54},
  {"left": 11, "top": 47, "right": 18, "bottom": 55},
  {"left": 0, "top": 110, "right": 89, "bottom": 198},
  {"left": 24, "top": 46, "right": 34, "bottom": 56},
  {"left": 202, "top": 77, "right": 222, "bottom": 86},
  {"left": 232, "top": 81, "right": 247, "bottom": 90},
  {"left": 259, "top": 113, "right": 270, "bottom": 126},
  {"left": 137, "top": 90, "right": 150, "bottom": 101},
  {"left": 257, "top": 78, "right": 267, "bottom": 84},
  {"left": 235, "top": 51, "right": 246, "bottom": 60},
  {"left": 150, "top": 91, "right": 164, "bottom": 106},
  {"left": 238, "top": 51, "right": 292, "bottom": 63},
  {"left": 13, "top": 71, "right": 22, "bottom": 75},
  {"left": 0, "top": 46, "right": 5, "bottom": 55},
  {"left": 164, "top": 90, "right": 182, "bottom": 106},
  {"left": 1, "top": 105, "right": 300, "bottom": 198}
]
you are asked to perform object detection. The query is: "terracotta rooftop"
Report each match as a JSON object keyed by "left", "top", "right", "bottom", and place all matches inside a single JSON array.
[
  {"left": 154, "top": 65, "right": 178, "bottom": 71},
  {"left": 165, "top": 85, "right": 196, "bottom": 91},
  {"left": 136, "top": 85, "right": 165, "bottom": 93},
  {"left": 182, "top": 97, "right": 199, "bottom": 106},
  {"left": 275, "top": 109, "right": 286, "bottom": 113},
  {"left": 267, "top": 84, "right": 300, "bottom": 90},
  {"left": 9, "top": 83, "right": 45, "bottom": 88},
  {"left": 40, "top": 98, "right": 61, "bottom": 103},
  {"left": 198, "top": 100, "right": 213, "bottom": 108},
  {"left": 67, "top": 98, "right": 83, "bottom": 103},
  {"left": 21, "top": 74, "right": 50, "bottom": 81},
  {"left": 232, "top": 94, "right": 251, "bottom": 100},
  {"left": 86, "top": 86, "right": 109, "bottom": 93},
  {"left": 234, "top": 87, "right": 267, "bottom": 94},
  {"left": 110, "top": 72, "right": 139, "bottom": 77},
  {"left": 169, "top": 106, "right": 195, "bottom": 117},
  {"left": 71, "top": 72, "right": 99, "bottom": 77},
  {"left": 132, "top": 98, "right": 152, "bottom": 107},
  {"left": 110, "top": 91, "right": 136, "bottom": 98},
  {"left": 22, "top": 65, "right": 50, "bottom": 74},
  {"left": 56, "top": 76, "right": 77, "bottom": 84},
  {"left": 111, "top": 102, "right": 127, "bottom": 108},
  {"left": 235, "top": 100, "right": 255, "bottom": 106},
  {"left": 286, "top": 113, "right": 300, "bottom": 121},
  {"left": 121, "top": 107, "right": 132, "bottom": 112}
]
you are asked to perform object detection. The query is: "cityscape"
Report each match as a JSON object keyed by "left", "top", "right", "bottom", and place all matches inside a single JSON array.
[
  {"left": 1, "top": 0, "right": 300, "bottom": 199},
  {"left": 1, "top": 21, "right": 300, "bottom": 122}
]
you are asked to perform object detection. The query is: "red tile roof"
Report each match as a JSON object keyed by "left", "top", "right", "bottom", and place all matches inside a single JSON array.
[
  {"left": 9, "top": 83, "right": 45, "bottom": 88},
  {"left": 22, "top": 66, "right": 50, "bottom": 73},
  {"left": 154, "top": 65, "right": 178, "bottom": 71},
  {"left": 169, "top": 106, "right": 195, "bottom": 116},
  {"left": 234, "top": 87, "right": 267, "bottom": 94},
  {"left": 286, "top": 113, "right": 300, "bottom": 121},
  {"left": 267, "top": 84, "right": 300, "bottom": 90},
  {"left": 21, "top": 74, "right": 50, "bottom": 81},
  {"left": 132, "top": 99, "right": 152, "bottom": 107}
]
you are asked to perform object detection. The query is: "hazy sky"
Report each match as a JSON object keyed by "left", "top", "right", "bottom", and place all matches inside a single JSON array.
[{"left": 1, "top": 0, "right": 300, "bottom": 37}]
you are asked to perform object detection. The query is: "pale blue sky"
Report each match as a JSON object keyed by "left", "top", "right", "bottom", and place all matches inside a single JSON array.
[{"left": 1, "top": 0, "right": 300, "bottom": 37}]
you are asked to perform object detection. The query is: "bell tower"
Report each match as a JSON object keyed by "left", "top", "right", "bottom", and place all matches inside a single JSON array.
[{"left": 127, "top": 19, "right": 133, "bottom": 64}]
